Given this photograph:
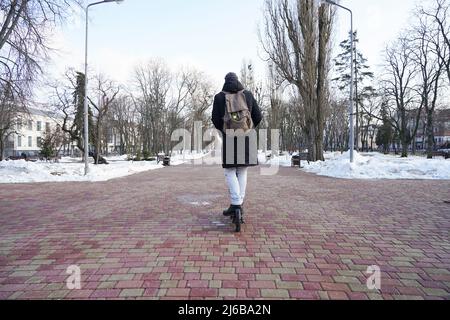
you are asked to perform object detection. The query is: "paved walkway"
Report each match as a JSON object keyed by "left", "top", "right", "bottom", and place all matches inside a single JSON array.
[{"left": 0, "top": 164, "right": 449, "bottom": 300}]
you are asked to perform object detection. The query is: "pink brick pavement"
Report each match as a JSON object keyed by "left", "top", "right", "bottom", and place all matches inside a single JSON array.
[{"left": 0, "top": 164, "right": 449, "bottom": 300}]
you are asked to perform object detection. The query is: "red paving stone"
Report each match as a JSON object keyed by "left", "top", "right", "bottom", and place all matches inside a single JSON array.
[{"left": 0, "top": 164, "right": 449, "bottom": 300}]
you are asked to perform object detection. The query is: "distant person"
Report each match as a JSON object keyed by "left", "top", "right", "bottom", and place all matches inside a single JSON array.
[{"left": 212, "top": 72, "right": 263, "bottom": 222}]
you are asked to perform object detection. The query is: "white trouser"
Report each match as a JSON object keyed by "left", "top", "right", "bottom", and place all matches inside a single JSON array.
[{"left": 224, "top": 167, "right": 248, "bottom": 206}]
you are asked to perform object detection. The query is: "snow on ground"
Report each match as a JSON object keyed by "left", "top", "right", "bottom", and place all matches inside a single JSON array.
[
  {"left": 257, "top": 150, "right": 450, "bottom": 180},
  {"left": 258, "top": 152, "right": 293, "bottom": 167},
  {"left": 2, "top": 151, "right": 448, "bottom": 183},
  {"left": 0, "top": 152, "right": 210, "bottom": 184},
  {"left": 170, "top": 151, "right": 211, "bottom": 166},
  {"left": 0, "top": 158, "right": 164, "bottom": 184},
  {"left": 302, "top": 151, "right": 450, "bottom": 180}
]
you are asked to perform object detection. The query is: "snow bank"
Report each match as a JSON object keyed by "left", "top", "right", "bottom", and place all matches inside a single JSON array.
[
  {"left": 2, "top": 151, "right": 447, "bottom": 183},
  {"left": 302, "top": 151, "right": 450, "bottom": 180},
  {"left": 170, "top": 151, "right": 211, "bottom": 166},
  {"left": 258, "top": 152, "right": 293, "bottom": 167},
  {"left": 0, "top": 152, "right": 212, "bottom": 184},
  {"left": 0, "top": 159, "right": 164, "bottom": 184}
]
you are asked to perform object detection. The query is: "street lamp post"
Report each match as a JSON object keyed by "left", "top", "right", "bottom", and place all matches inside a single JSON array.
[
  {"left": 84, "top": 0, "right": 124, "bottom": 175},
  {"left": 323, "top": 0, "right": 355, "bottom": 163}
]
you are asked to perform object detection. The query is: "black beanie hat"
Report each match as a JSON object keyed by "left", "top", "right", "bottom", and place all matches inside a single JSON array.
[{"left": 225, "top": 72, "right": 238, "bottom": 82}]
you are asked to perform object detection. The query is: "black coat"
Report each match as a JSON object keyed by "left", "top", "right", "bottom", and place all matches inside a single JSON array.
[{"left": 212, "top": 79, "right": 263, "bottom": 169}]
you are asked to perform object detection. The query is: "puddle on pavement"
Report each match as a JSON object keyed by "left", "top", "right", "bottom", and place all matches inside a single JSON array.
[{"left": 177, "top": 194, "right": 221, "bottom": 206}]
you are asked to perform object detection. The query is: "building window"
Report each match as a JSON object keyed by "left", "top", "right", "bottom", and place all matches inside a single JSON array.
[
  {"left": 37, "top": 121, "right": 42, "bottom": 131},
  {"left": 28, "top": 136, "right": 32, "bottom": 147},
  {"left": 37, "top": 137, "right": 42, "bottom": 148},
  {"left": 18, "top": 136, "right": 22, "bottom": 147},
  {"left": 45, "top": 122, "right": 50, "bottom": 132},
  {"left": 28, "top": 120, "right": 32, "bottom": 131},
  {"left": 5, "top": 137, "right": 14, "bottom": 149}
]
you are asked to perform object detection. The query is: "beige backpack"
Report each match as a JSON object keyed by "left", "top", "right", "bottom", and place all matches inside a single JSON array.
[{"left": 222, "top": 90, "right": 254, "bottom": 133}]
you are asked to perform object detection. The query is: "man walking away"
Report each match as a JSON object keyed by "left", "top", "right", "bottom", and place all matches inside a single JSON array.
[{"left": 211, "top": 72, "right": 263, "bottom": 222}]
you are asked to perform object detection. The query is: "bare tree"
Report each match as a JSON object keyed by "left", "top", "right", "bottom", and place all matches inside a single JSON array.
[
  {"left": 241, "top": 59, "right": 267, "bottom": 110},
  {"left": 325, "top": 96, "right": 349, "bottom": 152},
  {"left": 1, "top": 0, "right": 81, "bottom": 94},
  {"left": 109, "top": 94, "right": 139, "bottom": 155},
  {"left": 50, "top": 69, "right": 110, "bottom": 163},
  {"left": 358, "top": 93, "right": 381, "bottom": 152},
  {"left": 134, "top": 59, "right": 171, "bottom": 155},
  {"left": 132, "top": 61, "right": 215, "bottom": 156},
  {"left": 421, "top": 0, "right": 450, "bottom": 83},
  {"left": 1, "top": 0, "right": 81, "bottom": 159},
  {"left": 165, "top": 68, "right": 193, "bottom": 154},
  {"left": 382, "top": 37, "right": 422, "bottom": 157},
  {"left": 265, "top": 62, "right": 286, "bottom": 150},
  {"left": 260, "top": 0, "right": 334, "bottom": 161},
  {"left": 0, "top": 78, "right": 25, "bottom": 159},
  {"left": 280, "top": 93, "right": 305, "bottom": 152},
  {"left": 411, "top": 10, "right": 446, "bottom": 158},
  {"left": 88, "top": 74, "right": 120, "bottom": 164},
  {"left": 240, "top": 59, "right": 255, "bottom": 90},
  {"left": 50, "top": 70, "right": 85, "bottom": 157},
  {"left": 185, "top": 69, "right": 214, "bottom": 135}
]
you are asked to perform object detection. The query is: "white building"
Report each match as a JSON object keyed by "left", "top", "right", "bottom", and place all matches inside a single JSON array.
[
  {"left": 4, "top": 107, "right": 128, "bottom": 159},
  {"left": 4, "top": 107, "right": 77, "bottom": 158},
  {"left": 414, "top": 109, "right": 450, "bottom": 150}
]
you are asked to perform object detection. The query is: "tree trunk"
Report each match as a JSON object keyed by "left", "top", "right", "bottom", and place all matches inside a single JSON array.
[
  {"left": 400, "top": 109, "right": 408, "bottom": 158},
  {"left": 355, "top": 102, "right": 359, "bottom": 152},
  {"left": 383, "top": 143, "right": 389, "bottom": 155},
  {"left": 95, "top": 123, "right": 101, "bottom": 165},
  {"left": 315, "top": 120, "right": 325, "bottom": 161},
  {"left": 306, "top": 122, "right": 317, "bottom": 162},
  {"left": 401, "top": 138, "right": 408, "bottom": 158},
  {"left": 0, "top": 137, "right": 4, "bottom": 161},
  {"left": 76, "top": 138, "right": 84, "bottom": 158},
  {"left": 426, "top": 110, "right": 434, "bottom": 159}
]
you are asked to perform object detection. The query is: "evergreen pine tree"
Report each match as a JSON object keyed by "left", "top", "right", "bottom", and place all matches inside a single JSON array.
[
  {"left": 375, "top": 103, "right": 393, "bottom": 154},
  {"left": 40, "top": 128, "right": 55, "bottom": 160},
  {"left": 333, "top": 31, "right": 375, "bottom": 99},
  {"left": 333, "top": 31, "right": 376, "bottom": 150},
  {"left": 72, "top": 72, "right": 94, "bottom": 154}
]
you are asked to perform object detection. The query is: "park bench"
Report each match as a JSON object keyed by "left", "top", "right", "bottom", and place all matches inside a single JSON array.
[
  {"left": 431, "top": 151, "right": 450, "bottom": 159},
  {"left": 157, "top": 154, "right": 171, "bottom": 166},
  {"left": 7, "top": 155, "right": 25, "bottom": 161},
  {"left": 7, "top": 154, "right": 41, "bottom": 162},
  {"left": 291, "top": 152, "right": 310, "bottom": 168},
  {"left": 157, "top": 154, "right": 165, "bottom": 164}
]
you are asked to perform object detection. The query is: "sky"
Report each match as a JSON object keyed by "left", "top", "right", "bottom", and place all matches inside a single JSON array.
[{"left": 43, "top": 0, "right": 423, "bottom": 100}]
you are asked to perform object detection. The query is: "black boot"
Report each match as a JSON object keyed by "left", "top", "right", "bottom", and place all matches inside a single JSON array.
[
  {"left": 231, "top": 205, "right": 242, "bottom": 224},
  {"left": 223, "top": 205, "right": 238, "bottom": 217},
  {"left": 240, "top": 205, "right": 245, "bottom": 224}
]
